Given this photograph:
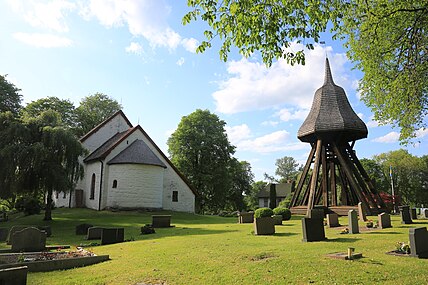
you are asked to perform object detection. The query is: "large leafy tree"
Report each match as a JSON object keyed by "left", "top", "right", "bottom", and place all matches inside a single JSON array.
[
  {"left": 75, "top": 93, "right": 122, "bottom": 136},
  {"left": 184, "top": 0, "right": 428, "bottom": 142},
  {"left": 228, "top": 159, "right": 254, "bottom": 211},
  {"left": 21, "top": 97, "right": 77, "bottom": 130},
  {"left": 0, "top": 74, "right": 22, "bottom": 116},
  {"left": 275, "top": 156, "right": 300, "bottom": 182},
  {"left": 167, "top": 109, "right": 236, "bottom": 212}
]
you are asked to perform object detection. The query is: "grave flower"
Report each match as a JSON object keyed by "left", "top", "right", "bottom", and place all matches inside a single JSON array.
[
  {"left": 395, "top": 241, "right": 411, "bottom": 254},
  {"left": 366, "top": 220, "right": 374, "bottom": 228},
  {"left": 340, "top": 227, "right": 349, "bottom": 234}
]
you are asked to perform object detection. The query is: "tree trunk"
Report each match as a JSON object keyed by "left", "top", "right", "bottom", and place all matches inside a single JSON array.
[{"left": 44, "top": 189, "right": 53, "bottom": 221}]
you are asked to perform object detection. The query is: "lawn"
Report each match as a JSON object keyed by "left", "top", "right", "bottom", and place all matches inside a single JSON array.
[{"left": 1, "top": 208, "right": 427, "bottom": 285}]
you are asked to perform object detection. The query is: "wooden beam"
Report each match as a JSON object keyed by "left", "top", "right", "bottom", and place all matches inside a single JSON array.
[
  {"left": 321, "top": 144, "right": 328, "bottom": 207},
  {"left": 306, "top": 139, "right": 322, "bottom": 216},
  {"left": 330, "top": 161, "right": 337, "bottom": 206},
  {"left": 290, "top": 145, "right": 316, "bottom": 207}
]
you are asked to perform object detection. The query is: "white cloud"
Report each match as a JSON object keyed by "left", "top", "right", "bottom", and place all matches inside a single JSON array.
[
  {"left": 366, "top": 116, "right": 379, "bottom": 128},
  {"left": 80, "top": 0, "right": 190, "bottom": 52},
  {"left": 13, "top": 33, "right": 72, "bottom": 48},
  {"left": 372, "top": 132, "right": 400, "bottom": 143},
  {"left": 176, "top": 57, "right": 185, "bottom": 66},
  {"left": 7, "top": 0, "right": 76, "bottom": 32},
  {"left": 276, "top": 108, "right": 309, "bottom": 122},
  {"left": 357, "top": 113, "right": 364, "bottom": 120},
  {"left": 125, "top": 42, "right": 143, "bottom": 54},
  {"left": 225, "top": 124, "right": 252, "bottom": 145},
  {"left": 261, "top": 120, "right": 279, "bottom": 127},
  {"left": 212, "top": 43, "right": 352, "bottom": 114},
  {"left": 415, "top": 128, "right": 428, "bottom": 138},
  {"left": 181, "top": 38, "right": 198, "bottom": 53},
  {"left": 237, "top": 130, "right": 306, "bottom": 153}
]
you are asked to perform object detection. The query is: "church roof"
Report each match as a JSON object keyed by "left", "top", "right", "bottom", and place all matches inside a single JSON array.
[
  {"left": 297, "top": 58, "right": 368, "bottom": 143},
  {"left": 83, "top": 130, "right": 130, "bottom": 162},
  {"left": 107, "top": 139, "right": 167, "bottom": 168},
  {"left": 257, "top": 183, "right": 295, "bottom": 198}
]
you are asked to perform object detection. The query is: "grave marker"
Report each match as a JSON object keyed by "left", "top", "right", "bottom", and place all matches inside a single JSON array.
[
  {"left": 348, "top": 210, "right": 359, "bottom": 234},
  {"left": 308, "top": 208, "right": 324, "bottom": 219},
  {"left": 399, "top": 206, "right": 413, "bottom": 224},
  {"left": 410, "top": 208, "right": 417, "bottom": 220},
  {"left": 101, "top": 228, "right": 124, "bottom": 245},
  {"left": 326, "top": 213, "right": 340, "bottom": 228},
  {"left": 76, "top": 223, "right": 94, "bottom": 235},
  {"left": 7, "top": 225, "right": 33, "bottom": 245},
  {"left": 238, "top": 212, "right": 254, "bottom": 223},
  {"left": 87, "top": 227, "right": 103, "bottom": 240},
  {"left": 11, "top": 227, "right": 46, "bottom": 252},
  {"left": 0, "top": 266, "right": 28, "bottom": 285},
  {"left": 302, "top": 218, "right": 326, "bottom": 242},
  {"left": 378, "top": 213, "right": 392, "bottom": 229},
  {"left": 422, "top": 209, "right": 428, "bottom": 219},
  {"left": 152, "top": 215, "right": 172, "bottom": 228},
  {"left": 409, "top": 227, "right": 428, "bottom": 258},
  {"left": 0, "top": 228, "right": 9, "bottom": 242},
  {"left": 358, "top": 202, "right": 367, "bottom": 222}
]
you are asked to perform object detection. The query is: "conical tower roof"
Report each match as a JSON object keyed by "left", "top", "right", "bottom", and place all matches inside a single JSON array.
[{"left": 297, "top": 58, "right": 368, "bottom": 143}]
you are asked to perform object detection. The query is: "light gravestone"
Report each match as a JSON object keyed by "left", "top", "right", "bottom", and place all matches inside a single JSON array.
[
  {"left": 348, "top": 210, "right": 359, "bottom": 234},
  {"left": 399, "top": 206, "right": 413, "bottom": 224},
  {"left": 358, "top": 202, "right": 367, "bottom": 222},
  {"left": 11, "top": 227, "right": 46, "bottom": 252},
  {"left": 410, "top": 208, "right": 417, "bottom": 220},
  {"left": 378, "top": 213, "right": 392, "bottom": 229},
  {"left": 326, "top": 213, "right": 340, "bottom": 228},
  {"left": 87, "top": 227, "right": 103, "bottom": 240},
  {"left": 409, "top": 227, "right": 428, "bottom": 258}
]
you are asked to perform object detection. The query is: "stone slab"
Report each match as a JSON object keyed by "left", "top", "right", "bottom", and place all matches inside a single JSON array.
[
  {"left": 152, "top": 215, "right": 171, "bottom": 228},
  {"left": 411, "top": 208, "right": 417, "bottom": 220},
  {"left": 238, "top": 212, "right": 254, "bottom": 223},
  {"left": 326, "top": 252, "right": 363, "bottom": 260},
  {"left": 0, "top": 266, "right": 28, "bottom": 285},
  {"left": 327, "top": 213, "right": 340, "bottom": 228},
  {"left": 0, "top": 228, "right": 9, "bottom": 242},
  {"left": 101, "top": 228, "right": 124, "bottom": 245},
  {"left": 348, "top": 210, "right": 359, "bottom": 234},
  {"left": 302, "top": 217, "right": 326, "bottom": 242},
  {"left": 11, "top": 227, "right": 46, "bottom": 252},
  {"left": 409, "top": 227, "right": 428, "bottom": 258},
  {"left": 87, "top": 227, "right": 103, "bottom": 240},
  {"left": 308, "top": 208, "right": 324, "bottom": 219},
  {"left": 358, "top": 202, "right": 367, "bottom": 222},
  {"left": 378, "top": 212, "right": 392, "bottom": 229},
  {"left": 254, "top": 217, "right": 275, "bottom": 235},
  {"left": 75, "top": 224, "right": 94, "bottom": 235},
  {"left": 399, "top": 206, "right": 413, "bottom": 224}
]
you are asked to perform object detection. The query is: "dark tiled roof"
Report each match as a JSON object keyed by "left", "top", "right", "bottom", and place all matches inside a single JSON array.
[
  {"left": 84, "top": 131, "right": 129, "bottom": 162},
  {"left": 107, "top": 139, "right": 167, "bottom": 168},
  {"left": 297, "top": 58, "right": 368, "bottom": 143},
  {"left": 257, "top": 183, "right": 294, "bottom": 198}
]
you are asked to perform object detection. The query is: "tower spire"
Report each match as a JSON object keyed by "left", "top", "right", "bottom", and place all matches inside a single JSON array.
[{"left": 324, "top": 57, "right": 334, "bottom": 85}]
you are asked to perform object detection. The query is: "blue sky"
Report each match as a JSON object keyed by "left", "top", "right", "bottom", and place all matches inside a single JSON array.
[{"left": 1, "top": 0, "right": 427, "bottom": 181}]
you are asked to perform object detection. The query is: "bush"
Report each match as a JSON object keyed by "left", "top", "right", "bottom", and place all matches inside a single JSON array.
[
  {"left": 278, "top": 198, "right": 291, "bottom": 209},
  {"left": 15, "top": 196, "right": 42, "bottom": 216},
  {"left": 273, "top": 207, "right": 291, "bottom": 220},
  {"left": 254, "top": 207, "right": 273, "bottom": 218}
]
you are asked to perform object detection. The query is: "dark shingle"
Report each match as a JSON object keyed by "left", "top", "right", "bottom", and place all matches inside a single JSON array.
[
  {"left": 84, "top": 131, "right": 129, "bottom": 162},
  {"left": 107, "top": 139, "right": 166, "bottom": 168}
]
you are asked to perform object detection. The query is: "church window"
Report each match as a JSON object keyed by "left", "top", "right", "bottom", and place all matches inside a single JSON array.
[
  {"left": 112, "top": 180, "right": 118, "bottom": 188},
  {"left": 90, "top": 173, "right": 96, "bottom": 200},
  {"left": 172, "top": 191, "right": 178, "bottom": 202}
]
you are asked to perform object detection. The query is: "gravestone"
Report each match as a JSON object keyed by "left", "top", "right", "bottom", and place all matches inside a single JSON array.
[
  {"left": 87, "top": 227, "right": 103, "bottom": 240},
  {"left": 378, "top": 212, "right": 392, "bottom": 229},
  {"left": 422, "top": 209, "right": 428, "bottom": 219},
  {"left": 410, "top": 208, "right": 417, "bottom": 220},
  {"left": 409, "top": 227, "right": 428, "bottom": 258},
  {"left": 0, "top": 228, "right": 9, "bottom": 242},
  {"left": 399, "top": 206, "right": 413, "bottom": 224},
  {"left": 326, "top": 213, "right": 340, "bottom": 228},
  {"left": 348, "top": 210, "right": 359, "bottom": 234},
  {"left": 308, "top": 208, "right": 324, "bottom": 219},
  {"left": 152, "top": 215, "right": 171, "bottom": 228},
  {"left": 0, "top": 266, "right": 28, "bottom": 285},
  {"left": 7, "top": 225, "right": 33, "bottom": 245},
  {"left": 11, "top": 227, "right": 46, "bottom": 252},
  {"left": 76, "top": 223, "right": 94, "bottom": 235},
  {"left": 238, "top": 212, "right": 254, "bottom": 223},
  {"left": 101, "top": 228, "right": 124, "bottom": 245},
  {"left": 358, "top": 202, "right": 367, "bottom": 222},
  {"left": 37, "top": 226, "right": 52, "bottom": 237},
  {"left": 302, "top": 218, "right": 326, "bottom": 242}
]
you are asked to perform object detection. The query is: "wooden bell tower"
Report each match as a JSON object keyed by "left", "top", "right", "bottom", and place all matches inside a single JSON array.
[{"left": 290, "top": 58, "right": 386, "bottom": 216}]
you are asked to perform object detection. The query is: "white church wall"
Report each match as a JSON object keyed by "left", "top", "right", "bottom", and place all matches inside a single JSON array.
[
  {"left": 84, "top": 161, "right": 103, "bottom": 210},
  {"left": 106, "top": 164, "right": 163, "bottom": 209}
]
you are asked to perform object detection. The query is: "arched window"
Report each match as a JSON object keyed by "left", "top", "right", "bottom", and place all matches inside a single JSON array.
[
  {"left": 90, "top": 173, "right": 96, "bottom": 200},
  {"left": 112, "top": 180, "right": 118, "bottom": 188}
]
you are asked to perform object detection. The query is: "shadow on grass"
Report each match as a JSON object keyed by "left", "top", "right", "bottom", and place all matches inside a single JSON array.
[
  {"left": 136, "top": 227, "right": 238, "bottom": 241},
  {"left": 325, "top": 237, "right": 361, "bottom": 243},
  {"left": 355, "top": 258, "right": 384, "bottom": 265},
  {"left": 272, "top": 232, "right": 298, "bottom": 237},
  {"left": 363, "top": 231, "right": 401, "bottom": 235}
]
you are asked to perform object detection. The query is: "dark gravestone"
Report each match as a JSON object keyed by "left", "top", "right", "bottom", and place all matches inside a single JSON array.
[
  {"left": 87, "top": 227, "right": 103, "bottom": 240},
  {"left": 411, "top": 208, "right": 417, "bottom": 220},
  {"left": 409, "top": 227, "right": 428, "bottom": 258},
  {"left": 101, "top": 228, "right": 124, "bottom": 245},
  {"left": 0, "top": 228, "right": 9, "bottom": 242},
  {"left": 76, "top": 223, "right": 94, "bottom": 235},
  {"left": 308, "top": 208, "right": 324, "bottom": 219},
  {"left": 238, "top": 212, "right": 254, "bottom": 223},
  {"left": 422, "top": 209, "right": 428, "bottom": 219},
  {"left": 0, "top": 266, "right": 28, "bottom": 285},
  {"left": 378, "top": 213, "right": 392, "bottom": 229},
  {"left": 302, "top": 217, "right": 326, "bottom": 242},
  {"left": 326, "top": 213, "right": 340, "bottom": 228},
  {"left": 399, "top": 206, "right": 413, "bottom": 224},
  {"left": 11, "top": 227, "right": 46, "bottom": 252},
  {"left": 37, "top": 226, "right": 52, "bottom": 237},
  {"left": 7, "top": 226, "right": 33, "bottom": 245},
  {"left": 152, "top": 215, "right": 171, "bottom": 228},
  {"left": 348, "top": 210, "right": 359, "bottom": 234},
  {"left": 254, "top": 217, "right": 275, "bottom": 235}
]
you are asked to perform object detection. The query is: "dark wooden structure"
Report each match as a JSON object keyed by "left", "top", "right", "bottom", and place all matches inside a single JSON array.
[{"left": 290, "top": 59, "right": 386, "bottom": 216}]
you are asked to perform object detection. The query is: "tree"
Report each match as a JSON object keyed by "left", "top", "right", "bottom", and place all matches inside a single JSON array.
[
  {"left": 167, "top": 109, "right": 235, "bottom": 212},
  {"left": 21, "top": 97, "right": 77, "bottom": 130},
  {"left": 228, "top": 159, "right": 254, "bottom": 211},
  {"left": 184, "top": 0, "right": 428, "bottom": 142},
  {"left": 246, "top": 181, "right": 267, "bottom": 209},
  {"left": 0, "top": 74, "right": 22, "bottom": 116},
  {"left": 359, "top": 158, "right": 389, "bottom": 194},
  {"left": 75, "top": 93, "right": 122, "bottom": 136},
  {"left": 275, "top": 156, "right": 300, "bottom": 182}
]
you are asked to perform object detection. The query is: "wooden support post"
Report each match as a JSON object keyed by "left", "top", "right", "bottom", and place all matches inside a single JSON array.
[
  {"left": 306, "top": 139, "right": 322, "bottom": 216},
  {"left": 290, "top": 145, "right": 316, "bottom": 207},
  {"left": 321, "top": 144, "right": 328, "bottom": 207},
  {"left": 330, "top": 161, "right": 337, "bottom": 206}
]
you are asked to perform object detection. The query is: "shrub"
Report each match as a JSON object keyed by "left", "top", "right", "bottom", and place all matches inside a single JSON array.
[
  {"left": 278, "top": 198, "right": 291, "bottom": 209},
  {"left": 254, "top": 207, "right": 273, "bottom": 218},
  {"left": 15, "top": 196, "right": 42, "bottom": 216},
  {"left": 273, "top": 207, "right": 291, "bottom": 220}
]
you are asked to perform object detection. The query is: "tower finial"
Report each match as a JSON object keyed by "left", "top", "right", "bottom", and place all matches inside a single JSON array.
[{"left": 324, "top": 57, "right": 334, "bottom": 85}]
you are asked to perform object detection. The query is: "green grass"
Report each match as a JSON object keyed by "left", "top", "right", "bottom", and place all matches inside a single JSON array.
[{"left": 2, "top": 208, "right": 428, "bottom": 284}]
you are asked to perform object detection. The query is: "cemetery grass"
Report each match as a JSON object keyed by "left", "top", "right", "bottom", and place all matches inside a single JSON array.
[{"left": 1, "top": 209, "right": 428, "bottom": 285}]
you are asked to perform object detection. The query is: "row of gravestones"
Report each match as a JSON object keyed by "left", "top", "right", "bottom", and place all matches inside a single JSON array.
[
  {"left": 0, "top": 226, "right": 48, "bottom": 252},
  {"left": 75, "top": 224, "right": 124, "bottom": 245}
]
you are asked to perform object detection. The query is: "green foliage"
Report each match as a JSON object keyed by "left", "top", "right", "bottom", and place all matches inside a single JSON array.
[
  {"left": 75, "top": 93, "right": 122, "bottom": 136},
  {"left": 273, "top": 207, "right": 291, "bottom": 221},
  {"left": 184, "top": 0, "right": 428, "bottom": 142},
  {"left": 245, "top": 181, "right": 267, "bottom": 209},
  {"left": 14, "top": 196, "right": 42, "bottom": 216},
  {"left": 0, "top": 74, "right": 22, "bottom": 116},
  {"left": 254, "top": 207, "right": 273, "bottom": 218},
  {"left": 228, "top": 159, "right": 254, "bottom": 211},
  {"left": 167, "top": 109, "right": 237, "bottom": 212},
  {"left": 278, "top": 195, "right": 292, "bottom": 209},
  {"left": 275, "top": 156, "right": 300, "bottom": 182}
]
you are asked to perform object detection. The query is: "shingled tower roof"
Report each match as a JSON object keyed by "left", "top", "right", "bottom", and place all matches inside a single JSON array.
[{"left": 297, "top": 58, "right": 368, "bottom": 143}]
